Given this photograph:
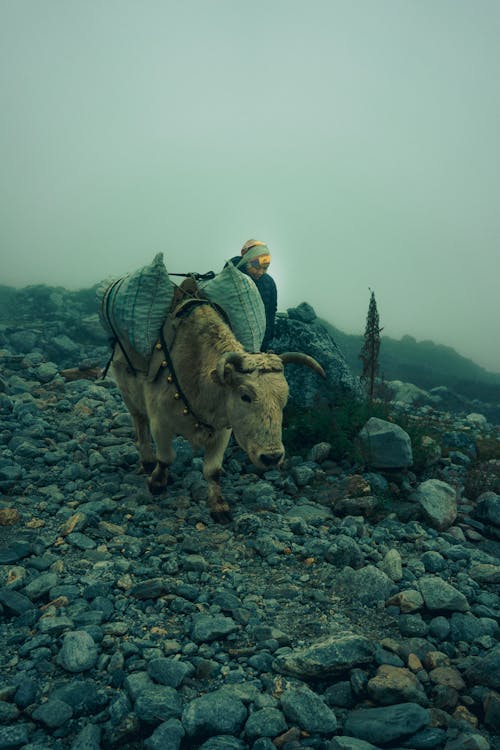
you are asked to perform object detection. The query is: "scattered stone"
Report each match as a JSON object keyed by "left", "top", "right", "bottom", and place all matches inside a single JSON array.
[
  {"left": 182, "top": 689, "right": 247, "bottom": 739},
  {"left": 243, "top": 707, "right": 287, "bottom": 741},
  {"left": 357, "top": 417, "right": 413, "bottom": 468},
  {"left": 418, "top": 575, "right": 469, "bottom": 612},
  {"left": 0, "top": 284, "right": 498, "bottom": 750},
  {"left": 190, "top": 614, "right": 239, "bottom": 643},
  {"left": 280, "top": 685, "right": 337, "bottom": 733},
  {"left": 31, "top": 698, "right": 73, "bottom": 728},
  {"left": 58, "top": 631, "right": 99, "bottom": 673},
  {"left": 410, "top": 479, "right": 457, "bottom": 530},
  {"left": 343, "top": 702, "right": 430, "bottom": 744},
  {"left": 274, "top": 634, "right": 375, "bottom": 678}
]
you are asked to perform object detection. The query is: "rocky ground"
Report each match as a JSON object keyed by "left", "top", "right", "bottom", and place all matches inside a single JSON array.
[{"left": 0, "top": 286, "right": 500, "bottom": 750}]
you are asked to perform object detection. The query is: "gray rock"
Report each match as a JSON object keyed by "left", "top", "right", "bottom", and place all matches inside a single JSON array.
[
  {"left": 380, "top": 548, "right": 403, "bottom": 582},
  {"left": 469, "top": 563, "right": 500, "bottom": 585},
  {"left": 443, "top": 732, "right": 492, "bottom": 750},
  {"left": 243, "top": 707, "right": 287, "bottom": 740},
  {"left": 343, "top": 702, "right": 429, "bottom": 744},
  {"left": 182, "top": 689, "right": 247, "bottom": 738},
  {"left": 465, "top": 644, "right": 500, "bottom": 689},
  {"left": 274, "top": 633, "right": 375, "bottom": 678},
  {"left": 449, "top": 612, "right": 499, "bottom": 643},
  {"left": 0, "top": 702, "right": 19, "bottom": 723},
  {"left": 367, "top": 665, "right": 428, "bottom": 706},
  {"left": 422, "top": 550, "right": 447, "bottom": 573},
  {"left": 23, "top": 573, "right": 59, "bottom": 601},
  {"left": 58, "top": 630, "right": 99, "bottom": 672},
  {"left": 328, "top": 738, "right": 381, "bottom": 750},
  {"left": 251, "top": 739, "right": 281, "bottom": 750},
  {"left": 38, "top": 615, "right": 74, "bottom": 635},
  {"left": 308, "top": 442, "right": 331, "bottom": 463},
  {"left": 418, "top": 575, "right": 469, "bottom": 612},
  {"left": 134, "top": 685, "right": 182, "bottom": 724},
  {"left": 386, "top": 380, "right": 438, "bottom": 407},
  {"left": 287, "top": 302, "right": 317, "bottom": 323},
  {"left": 325, "top": 536, "right": 365, "bottom": 569},
  {"left": 147, "top": 657, "right": 193, "bottom": 688},
  {"left": 280, "top": 685, "right": 337, "bottom": 733},
  {"left": 31, "top": 698, "right": 73, "bottom": 728},
  {"left": 130, "top": 578, "right": 168, "bottom": 599},
  {"left": 51, "top": 680, "right": 108, "bottom": 717},
  {"left": 285, "top": 503, "right": 333, "bottom": 524},
  {"left": 474, "top": 492, "right": 500, "bottom": 527},
  {"left": 0, "top": 588, "right": 35, "bottom": 616},
  {"left": 410, "top": 479, "right": 457, "bottom": 530},
  {"left": 69, "top": 724, "right": 102, "bottom": 750},
  {"left": 190, "top": 613, "right": 239, "bottom": 643},
  {"left": 441, "top": 430, "right": 477, "bottom": 459},
  {"left": 358, "top": 418, "right": 413, "bottom": 469},
  {"left": 335, "top": 564, "right": 398, "bottom": 606},
  {"left": 466, "top": 412, "right": 488, "bottom": 427},
  {"left": 428, "top": 615, "right": 451, "bottom": 641},
  {"left": 0, "top": 462, "right": 23, "bottom": 483},
  {"left": 290, "top": 465, "right": 315, "bottom": 486},
  {"left": 49, "top": 334, "right": 80, "bottom": 357},
  {"left": 144, "top": 719, "right": 184, "bottom": 750},
  {"left": 0, "top": 723, "right": 30, "bottom": 749},
  {"left": 198, "top": 737, "right": 246, "bottom": 750},
  {"left": 272, "top": 313, "right": 362, "bottom": 406},
  {"left": 67, "top": 532, "right": 96, "bottom": 550},
  {"left": 124, "top": 672, "right": 155, "bottom": 700}
]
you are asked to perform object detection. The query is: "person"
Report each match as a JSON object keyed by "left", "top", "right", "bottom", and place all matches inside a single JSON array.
[{"left": 229, "top": 239, "right": 277, "bottom": 351}]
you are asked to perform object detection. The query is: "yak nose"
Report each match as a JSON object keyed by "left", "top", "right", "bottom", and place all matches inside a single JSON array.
[{"left": 260, "top": 450, "right": 284, "bottom": 467}]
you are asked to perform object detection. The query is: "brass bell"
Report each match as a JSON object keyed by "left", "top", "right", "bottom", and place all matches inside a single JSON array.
[
  {"left": 174, "top": 392, "right": 180, "bottom": 400},
  {"left": 182, "top": 407, "right": 189, "bottom": 415},
  {"left": 166, "top": 374, "right": 173, "bottom": 383},
  {"left": 161, "top": 360, "right": 168, "bottom": 368},
  {"left": 155, "top": 342, "right": 162, "bottom": 350}
]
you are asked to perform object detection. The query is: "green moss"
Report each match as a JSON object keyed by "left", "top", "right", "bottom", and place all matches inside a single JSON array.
[{"left": 282, "top": 395, "right": 388, "bottom": 461}]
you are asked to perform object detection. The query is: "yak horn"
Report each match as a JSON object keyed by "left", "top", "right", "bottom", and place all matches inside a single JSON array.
[
  {"left": 216, "top": 351, "right": 245, "bottom": 382},
  {"left": 279, "top": 351, "right": 326, "bottom": 379}
]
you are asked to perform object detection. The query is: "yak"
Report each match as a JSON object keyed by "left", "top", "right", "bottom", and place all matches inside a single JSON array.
[{"left": 111, "top": 298, "right": 325, "bottom": 522}]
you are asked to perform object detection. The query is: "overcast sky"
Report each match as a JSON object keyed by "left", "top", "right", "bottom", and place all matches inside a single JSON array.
[{"left": 1, "top": 1, "right": 499, "bottom": 372}]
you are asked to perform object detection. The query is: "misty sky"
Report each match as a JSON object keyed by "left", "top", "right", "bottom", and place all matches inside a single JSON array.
[{"left": 1, "top": 1, "right": 499, "bottom": 372}]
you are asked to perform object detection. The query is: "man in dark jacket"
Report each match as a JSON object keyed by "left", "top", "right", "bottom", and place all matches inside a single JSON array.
[{"left": 229, "top": 239, "right": 277, "bottom": 351}]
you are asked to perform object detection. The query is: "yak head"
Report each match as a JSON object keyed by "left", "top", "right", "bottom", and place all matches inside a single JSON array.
[{"left": 214, "top": 350, "right": 326, "bottom": 470}]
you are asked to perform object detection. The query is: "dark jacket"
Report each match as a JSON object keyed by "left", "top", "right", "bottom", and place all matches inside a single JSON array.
[{"left": 229, "top": 256, "right": 277, "bottom": 351}]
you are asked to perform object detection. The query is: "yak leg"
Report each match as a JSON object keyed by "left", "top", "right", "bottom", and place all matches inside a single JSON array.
[
  {"left": 147, "top": 415, "right": 176, "bottom": 495},
  {"left": 203, "top": 429, "right": 232, "bottom": 523},
  {"left": 133, "top": 414, "right": 156, "bottom": 473}
]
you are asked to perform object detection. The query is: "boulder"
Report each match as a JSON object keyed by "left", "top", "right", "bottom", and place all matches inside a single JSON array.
[
  {"left": 271, "top": 306, "right": 362, "bottom": 407},
  {"left": 410, "top": 479, "right": 457, "bottom": 530},
  {"left": 357, "top": 417, "right": 413, "bottom": 469},
  {"left": 386, "top": 380, "right": 439, "bottom": 407}
]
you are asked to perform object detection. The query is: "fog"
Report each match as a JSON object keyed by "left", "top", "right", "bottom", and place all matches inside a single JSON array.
[{"left": 1, "top": 1, "right": 499, "bottom": 373}]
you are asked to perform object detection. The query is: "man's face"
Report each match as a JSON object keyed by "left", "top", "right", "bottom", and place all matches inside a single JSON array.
[
  {"left": 246, "top": 263, "right": 268, "bottom": 281},
  {"left": 244, "top": 253, "right": 271, "bottom": 281}
]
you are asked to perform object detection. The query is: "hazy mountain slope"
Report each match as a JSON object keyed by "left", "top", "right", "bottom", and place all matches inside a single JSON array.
[{"left": 317, "top": 317, "right": 500, "bottom": 404}]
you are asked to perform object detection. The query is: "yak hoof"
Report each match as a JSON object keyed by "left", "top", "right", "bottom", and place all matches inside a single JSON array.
[
  {"left": 210, "top": 508, "right": 233, "bottom": 525},
  {"left": 148, "top": 480, "right": 167, "bottom": 496},
  {"left": 140, "top": 461, "right": 157, "bottom": 475}
]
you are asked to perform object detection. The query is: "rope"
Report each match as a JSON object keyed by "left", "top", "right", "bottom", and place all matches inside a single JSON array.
[{"left": 158, "top": 299, "right": 216, "bottom": 435}]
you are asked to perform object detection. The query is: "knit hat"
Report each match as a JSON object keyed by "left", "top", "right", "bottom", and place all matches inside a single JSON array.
[{"left": 237, "top": 240, "right": 270, "bottom": 268}]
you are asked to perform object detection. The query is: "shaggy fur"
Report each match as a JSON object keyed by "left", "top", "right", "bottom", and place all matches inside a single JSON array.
[{"left": 111, "top": 303, "right": 324, "bottom": 522}]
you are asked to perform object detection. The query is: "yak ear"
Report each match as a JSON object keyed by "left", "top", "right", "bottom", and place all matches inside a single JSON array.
[{"left": 216, "top": 352, "right": 244, "bottom": 384}]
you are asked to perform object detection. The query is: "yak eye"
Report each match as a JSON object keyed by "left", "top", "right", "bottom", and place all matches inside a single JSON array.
[{"left": 240, "top": 393, "right": 252, "bottom": 403}]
